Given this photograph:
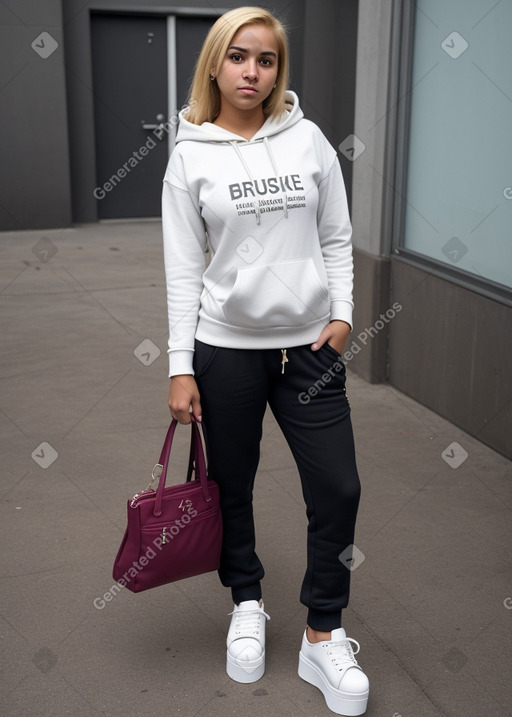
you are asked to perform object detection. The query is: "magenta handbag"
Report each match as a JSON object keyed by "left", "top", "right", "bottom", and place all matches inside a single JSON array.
[{"left": 113, "top": 419, "right": 222, "bottom": 593}]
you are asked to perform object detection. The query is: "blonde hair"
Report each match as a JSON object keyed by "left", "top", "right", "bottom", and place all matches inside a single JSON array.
[{"left": 185, "top": 6, "right": 289, "bottom": 125}]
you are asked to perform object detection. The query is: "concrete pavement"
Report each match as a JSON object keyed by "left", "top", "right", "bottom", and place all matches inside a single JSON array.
[{"left": 1, "top": 220, "right": 511, "bottom": 716}]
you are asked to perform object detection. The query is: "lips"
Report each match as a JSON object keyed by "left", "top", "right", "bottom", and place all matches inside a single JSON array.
[{"left": 238, "top": 86, "right": 258, "bottom": 93}]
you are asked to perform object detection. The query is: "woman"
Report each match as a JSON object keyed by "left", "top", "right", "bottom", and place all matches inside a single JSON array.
[{"left": 162, "top": 7, "right": 369, "bottom": 716}]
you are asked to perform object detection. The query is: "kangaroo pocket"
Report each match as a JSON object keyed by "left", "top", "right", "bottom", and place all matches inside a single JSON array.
[{"left": 223, "top": 257, "right": 329, "bottom": 329}]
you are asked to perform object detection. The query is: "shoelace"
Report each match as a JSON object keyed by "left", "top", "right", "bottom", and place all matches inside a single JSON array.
[
  {"left": 229, "top": 606, "right": 270, "bottom": 637},
  {"left": 324, "top": 637, "right": 361, "bottom": 672}
]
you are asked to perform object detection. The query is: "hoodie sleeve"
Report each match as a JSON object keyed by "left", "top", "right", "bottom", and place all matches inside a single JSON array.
[
  {"left": 162, "top": 150, "right": 207, "bottom": 377},
  {"left": 316, "top": 155, "right": 354, "bottom": 330}
]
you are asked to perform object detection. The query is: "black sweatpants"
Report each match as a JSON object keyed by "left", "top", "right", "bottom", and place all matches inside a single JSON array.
[{"left": 193, "top": 339, "right": 361, "bottom": 632}]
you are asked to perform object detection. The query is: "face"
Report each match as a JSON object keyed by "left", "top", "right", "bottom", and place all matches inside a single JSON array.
[{"left": 215, "top": 24, "right": 279, "bottom": 115}]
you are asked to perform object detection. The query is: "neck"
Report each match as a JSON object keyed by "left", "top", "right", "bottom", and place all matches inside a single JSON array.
[{"left": 214, "top": 105, "right": 266, "bottom": 140}]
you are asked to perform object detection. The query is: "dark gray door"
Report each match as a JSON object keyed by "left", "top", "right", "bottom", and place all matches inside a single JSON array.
[
  {"left": 91, "top": 14, "right": 168, "bottom": 218},
  {"left": 90, "top": 14, "right": 214, "bottom": 219}
]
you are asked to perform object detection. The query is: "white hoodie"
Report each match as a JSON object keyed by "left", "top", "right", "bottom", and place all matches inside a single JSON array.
[{"left": 162, "top": 91, "right": 353, "bottom": 377}]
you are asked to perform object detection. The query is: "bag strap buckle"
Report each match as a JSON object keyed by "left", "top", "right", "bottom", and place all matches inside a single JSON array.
[{"left": 130, "top": 464, "right": 163, "bottom": 507}]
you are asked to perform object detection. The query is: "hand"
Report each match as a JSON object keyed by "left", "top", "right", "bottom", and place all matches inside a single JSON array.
[
  {"left": 168, "top": 375, "right": 202, "bottom": 424},
  {"left": 311, "top": 320, "right": 351, "bottom": 355}
]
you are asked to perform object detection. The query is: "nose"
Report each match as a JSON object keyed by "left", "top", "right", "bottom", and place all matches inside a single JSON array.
[{"left": 243, "top": 60, "right": 258, "bottom": 81}]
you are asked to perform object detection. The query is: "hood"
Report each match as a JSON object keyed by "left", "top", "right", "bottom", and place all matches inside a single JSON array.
[
  {"left": 175, "top": 91, "right": 304, "bottom": 225},
  {"left": 175, "top": 90, "right": 303, "bottom": 144}
]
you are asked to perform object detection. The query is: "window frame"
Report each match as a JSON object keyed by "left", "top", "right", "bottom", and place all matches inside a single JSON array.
[{"left": 389, "top": 0, "right": 512, "bottom": 307}]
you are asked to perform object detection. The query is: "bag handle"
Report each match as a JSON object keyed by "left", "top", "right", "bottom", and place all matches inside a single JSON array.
[
  {"left": 186, "top": 421, "right": 201, "bottom": 483},
  {"left": 153, "top": 419, "right": 210, "bottom": 517},
  {"left": 159, "top": 420, "right": 205, "bottom": 485}
]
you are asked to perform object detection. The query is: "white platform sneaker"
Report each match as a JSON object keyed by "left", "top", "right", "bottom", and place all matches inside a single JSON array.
[
  {"left": 226, "top": 600, "right": 270, "bottom": 683},
  {"left": 298, "top": 627, "right": 369, "bottom": 716}
]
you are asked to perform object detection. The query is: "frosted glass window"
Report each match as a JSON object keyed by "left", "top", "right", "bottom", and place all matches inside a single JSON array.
[{"left": 402, "top": 0, "right": 512, "bottom": 290}]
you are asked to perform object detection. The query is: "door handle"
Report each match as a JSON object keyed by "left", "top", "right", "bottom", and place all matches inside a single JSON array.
[{"left": 141, "top": 114, "right": 166, "bottom": 139}]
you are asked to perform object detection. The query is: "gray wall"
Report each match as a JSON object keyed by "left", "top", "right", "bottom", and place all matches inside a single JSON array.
[
  {"left": 389, "top": 259, "right": 511, "bottom": 459},
  {"left": 302, "top": 0, "right": 358, "bottom": 208},
  {"left": 348, "top": 0, "right": 511, "bottom": 459},
  {"left": 349, "top": 0, "right": 395, "bottom": 383},
  {"left": 0, "top": 0, "right": 72, "bottom": 230}
]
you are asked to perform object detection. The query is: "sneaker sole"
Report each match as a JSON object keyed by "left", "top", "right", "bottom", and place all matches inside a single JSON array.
[
  {"left": 226, "top": 651, "right": 265, "bottom": 684},
  {"left": 298, "top": 652, "right": 368, "bottom": 716}
]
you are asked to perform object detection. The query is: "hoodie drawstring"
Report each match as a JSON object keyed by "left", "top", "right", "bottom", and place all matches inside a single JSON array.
[
  {"left": 230, "top": 138, "right": 289, "bottom": 224},
  {"left": 264, "top": 137, "right": 288, "bottom": 218},
  {"left": 230, "top": 141, "right": 261, "bottom": 224}
]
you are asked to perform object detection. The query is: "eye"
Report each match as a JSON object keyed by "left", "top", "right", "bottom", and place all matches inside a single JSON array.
[
  {"left": 229, "top": 53, "right": 243, "bottom": 62},
  {"left": 259, "top": 57, "right": 274, "bottom": 67}
]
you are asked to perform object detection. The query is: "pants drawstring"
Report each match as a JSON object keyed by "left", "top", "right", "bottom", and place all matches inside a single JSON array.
[{"left": 281, "top": 349, "right": 289, "bottom": 374}]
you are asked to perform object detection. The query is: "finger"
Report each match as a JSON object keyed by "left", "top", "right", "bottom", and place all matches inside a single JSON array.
[
  {"left": 311, "top": 328, "right": 329, "bottom": 351},
  {"left": 191, "top": 396, "right": 202, "bottom": 422},
  {"left": 169, "top": 401, "right": 193, "bottom": 424},
  {"left": 175, "top": 410, "right": 192, "bottom": 425}
]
